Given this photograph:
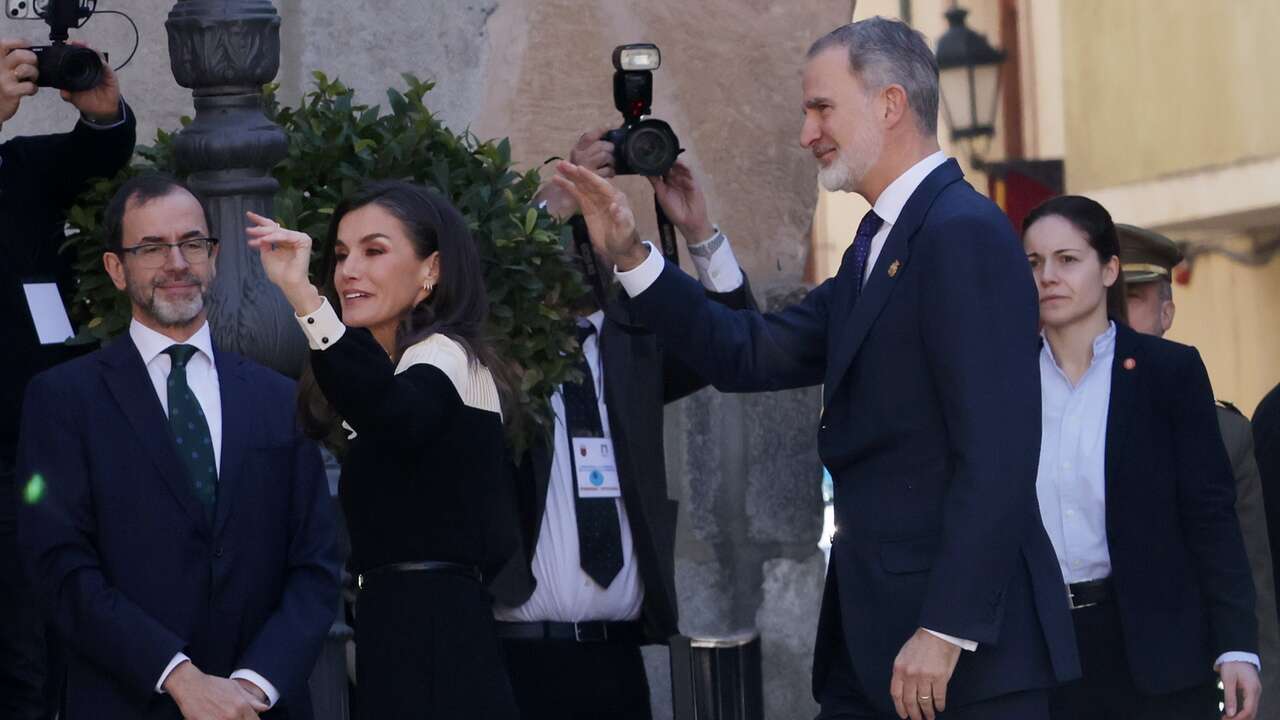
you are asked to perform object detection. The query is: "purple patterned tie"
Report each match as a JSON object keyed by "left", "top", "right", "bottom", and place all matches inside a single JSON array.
[{"left": 848, "top": 209, "right": 884, "bottom": 305}]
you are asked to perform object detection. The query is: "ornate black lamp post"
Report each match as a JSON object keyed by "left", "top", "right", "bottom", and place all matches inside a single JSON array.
[
  {"left": 165, "top": 0, "right": 302, "bottom": 377},
  {"left": 165, "top": 5, "right": 351, "bottom": 719},
  {"left": 935, "top": 4, "right": 1006, "bottom": 153}
]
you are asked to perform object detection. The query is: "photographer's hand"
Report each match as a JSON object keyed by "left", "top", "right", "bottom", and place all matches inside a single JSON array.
[
  {"left": 62, "top": 42, "right": 120, "bottom": 123},
  {"left": 0, "top": 40, "right": 40, "bottom": 125},
  {"left": 534, "top": 126, "right": 617, "bottom": 221},
  {"left": 245, "top": 211, "right": 324, "bottom": 316},
  {"left": 553, "top": 160, "right": 647, "bottom": 271},
  {"left": 649, "top": 161, "right": 715, "bottom": 244}
]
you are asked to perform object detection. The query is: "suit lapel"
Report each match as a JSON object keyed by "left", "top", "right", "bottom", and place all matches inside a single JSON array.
[
  {"left": 212, "top": 350, "right": 251, "bottom": 537},
  {"left": 824, "top": 160, "right": 964, "bottom": 403},
  {"left": 1104, "top": 324, "right": 1141, "bottom": 505},
  {"left": 100, "top": 336, "right": 210, "bottom": 535}
]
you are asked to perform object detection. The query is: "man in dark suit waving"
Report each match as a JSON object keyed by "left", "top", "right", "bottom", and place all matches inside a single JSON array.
[
  {"left": 554, "top": 17, "right": 1078, "bottom": 720},
  {"left": 17, "top": 174, "right": 340, "bottom": 719}
]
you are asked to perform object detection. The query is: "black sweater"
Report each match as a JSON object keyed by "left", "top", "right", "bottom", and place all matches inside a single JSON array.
[{"left": 310, "top": 326, "right": 516, "bottom": 580}]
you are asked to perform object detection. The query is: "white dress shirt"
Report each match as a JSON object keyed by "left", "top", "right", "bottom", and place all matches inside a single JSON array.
[
  {"left": 615, "top": 154, "right": 977, "bottom": 652},
  {"left": 132, "top": 320, "right": 281, "bottom": 706},
  {"left": 1038, "top": 323, "right": 1259, "bottom": 671},
  {"left": 494, "top": 231, "right": 743, "bottom": 624}
]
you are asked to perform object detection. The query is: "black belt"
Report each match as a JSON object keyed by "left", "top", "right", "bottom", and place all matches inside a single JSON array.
[
  {"left": 494, "top": 620, "right": 646, "bottom": 644},
  {"left": 1067, "top": 578, "right": 1112, "bottom": 610},
  {"left": 356, "top": 561, "right": 482, "bottom": 590}
]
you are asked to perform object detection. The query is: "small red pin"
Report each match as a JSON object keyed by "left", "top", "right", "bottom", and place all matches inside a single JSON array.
[
  {"left": 580, "top": 446, "right": 588, "bottom": 457},
  {"left": 1123, "top": 357, "right": 1136, "bottom": 370}
]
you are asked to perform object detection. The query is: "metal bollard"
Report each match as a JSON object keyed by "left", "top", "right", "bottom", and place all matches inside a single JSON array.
[{"left": 670, "top": 632, "right": 763, "bottom": 720}]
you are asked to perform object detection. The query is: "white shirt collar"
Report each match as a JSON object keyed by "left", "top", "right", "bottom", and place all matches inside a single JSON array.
[
  {"left": 872, "top": 150, "right": 948, "bottom": 226},
  {"left": 580, "top": 310, "right": 605, "bottom": 336},
  {"left": 129, "top": 318, "right": 216, "bottom": 368}
]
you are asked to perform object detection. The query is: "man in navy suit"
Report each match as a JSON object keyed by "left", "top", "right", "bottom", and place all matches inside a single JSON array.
[
  {"left": 554, "top": 17, "right": 1078, "bottom": 720},
  {"left": 17, "top": 174, "right": 340, "bottom": 720}
]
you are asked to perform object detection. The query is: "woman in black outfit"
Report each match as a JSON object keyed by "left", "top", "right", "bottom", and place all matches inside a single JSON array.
[
  {"left": 1022, "top": 196, "right": 1260, "bottom": 720},
  {"left": 247, "top": 182, "right": 519, "bottom": 719}
]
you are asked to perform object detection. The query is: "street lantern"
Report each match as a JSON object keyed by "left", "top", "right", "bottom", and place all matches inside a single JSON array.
[{"left": 935, "top": 5, "right": 1005, "bottom": 143}]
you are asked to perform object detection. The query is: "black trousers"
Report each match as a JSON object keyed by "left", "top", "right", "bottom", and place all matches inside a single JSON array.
[
  {"left": 815, "top": 632, "right": 1049, "bottom": 720},
  {"left": 501, "top": 637, "right": 652, "bottom": 720},
  {"left": 1048, "top": 601, "right": 1219, "bottom": 720},
  {"left": 0, "top": 455, "right": 57, "bottom": 720}
]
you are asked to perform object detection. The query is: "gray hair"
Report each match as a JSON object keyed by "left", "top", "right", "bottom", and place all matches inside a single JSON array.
[
  {"left": 807, "top": 17, "right": 940, "bottom": 136},
  {"left": 1158, "top": 279, "right": 1174, "bottom": 303}
]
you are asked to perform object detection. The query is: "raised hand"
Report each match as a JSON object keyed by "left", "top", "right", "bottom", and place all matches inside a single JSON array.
[
  {"left": 534, "top": 126, "right": 618, "bottom": 221},
  {"left": 649, "top": 161, "right": 714, "bottom": 244},
  {"left": 245, "top": 211, "right": 323, "bottom": 315},
  {"left": 62, "top": 42, "right": 121, "bottom": 123},
  {"left": 0, "top": 40, "right": 40, "bottom": 125},
  {"left": 552, "top": 160, "right": 648, "bottom": 271}
]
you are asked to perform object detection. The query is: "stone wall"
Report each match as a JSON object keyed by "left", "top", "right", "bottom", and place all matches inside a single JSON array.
[{"left": 2, "top": 2, "right": 850, "bottom": 716}]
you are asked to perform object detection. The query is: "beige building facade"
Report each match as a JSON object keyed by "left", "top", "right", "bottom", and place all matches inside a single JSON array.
[{"left": 818, "top": 0, "right": 1280, "bottom": 414}]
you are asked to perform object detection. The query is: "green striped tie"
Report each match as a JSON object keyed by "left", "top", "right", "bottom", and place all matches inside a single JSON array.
[{"left": 164, "top": 345, "right": 217, "bottom": 521}]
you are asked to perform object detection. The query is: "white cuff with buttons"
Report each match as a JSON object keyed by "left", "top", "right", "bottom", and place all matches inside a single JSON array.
[{"left": 296, "top": 297, "right": 347, "bottom": 350}]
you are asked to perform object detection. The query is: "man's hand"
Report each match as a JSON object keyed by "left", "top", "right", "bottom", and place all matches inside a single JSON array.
[
  {"left": 62, "top": 41, "right": 121, "bottom": 123},
  {"left": 1221, "top": 661, "right": 1261, "bottom": 719},
  {"left": 535, "top": 126, "right": 618, "bottom": 221},
  {"left": 163, "top": 661, "right": 269, "bottom": 720},
  {"left": 552, "top": 160, "right": 647, "bottom": 271},
  {"left": 0, "top": 40, "right": 40, "bottom": 125},
  {"left": 650, "top": 160, "right": 714, "bottom": 244},
  {"left": 234, "top": 678, "right": 269, "bottom": 706},
  {"left": 889, "top": 628, "right": 962, "bottom": 720}
]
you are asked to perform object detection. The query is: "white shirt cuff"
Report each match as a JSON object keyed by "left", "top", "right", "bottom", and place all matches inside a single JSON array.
[
  {"left": 615, "top": 242, "right": 664, "bottom": 298},
  {"left": 686, "top": 226, "right": 745, "bottom": 293},
  {"left": 156, "top": 652, "right": 190, "bottom": 693},
  {"left": 296, "top": 296, "right": 346, "bottom": 350},
  {"left": 1215, "top": 651, "right": 1261, "bottom": 671},
  {"left": 923, "top": 628, "right": 978, "bottom": 652},
  {"left": 230, "top": 668, "right": 280, "bottom": 708}
]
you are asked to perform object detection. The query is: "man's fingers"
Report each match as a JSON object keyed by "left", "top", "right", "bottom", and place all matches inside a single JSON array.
[
  {"left": 902, "top": 680, "right": 924, "bottom": 720},
  {"left": 1224, "top": 670, "right": 1239, "bottom": 717},
  {"left": 933, "top": 677, "right": 948, "bottom": 713},
  {"left": 919, "top": 681, "right": 937, "bottom": 720},
  {"left": 890, "top": 675, "right": 908, "bottom": 719},
  {"left": 0, "top": 39, "right": 32, "bottom": 57}
]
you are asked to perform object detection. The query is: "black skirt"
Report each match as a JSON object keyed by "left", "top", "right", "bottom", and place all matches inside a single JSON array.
[{"left": 354, "top": 571, "right": 517, "bottom": 719}]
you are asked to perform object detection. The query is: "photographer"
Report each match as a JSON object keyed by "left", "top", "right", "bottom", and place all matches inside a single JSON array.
[
  {"left": 488, "top": 130, "right": 755, "bottom": 720},
  {"left": 0, "top": 37, "right": 134, "bottom": 720}
]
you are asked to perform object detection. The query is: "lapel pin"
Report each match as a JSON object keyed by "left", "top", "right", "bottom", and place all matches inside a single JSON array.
[
  {"left": 1123, "top": 357, "right": 1136, "bottom": 370},
  {"left": 888, "top": 260, "right": 901, "bottom": 278}
]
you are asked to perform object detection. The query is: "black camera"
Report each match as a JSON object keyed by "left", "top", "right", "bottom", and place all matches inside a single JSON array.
[
  {"left": 603, "top": 43, "right": 681, "bottom": 177},
  {"left": 25, "top": 0, "right": 103, "bottom": 91}
]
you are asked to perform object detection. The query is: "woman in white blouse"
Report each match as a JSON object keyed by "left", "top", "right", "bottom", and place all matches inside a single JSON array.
[{"left": 1023, "top": 195, "right": 1260, "bottom": 720}]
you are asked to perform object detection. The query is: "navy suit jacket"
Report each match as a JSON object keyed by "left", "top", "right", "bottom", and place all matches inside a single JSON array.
[
  {"left": 16, "top": 334, "right": 340, "bottom": 720},
  {"left": 628, "top": 159, "right": 1079, "bottom": 711},
  {"left": 1103, "top": 323, "right": 1257, "bottom": 693}
]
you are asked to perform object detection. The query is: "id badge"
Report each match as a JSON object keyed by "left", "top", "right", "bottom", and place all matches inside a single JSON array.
[
  {"left": 22, "top": 282, "right": 74, "bottom": 345},
  {"left": 572, "top": 436, "right": 621, "bottom": 498}
]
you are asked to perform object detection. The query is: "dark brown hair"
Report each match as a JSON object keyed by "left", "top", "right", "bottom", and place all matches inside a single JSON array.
[
  {"left": 1023, "top": 195, "right": 1129, "bottom": 325},
  {"left": 298, "top": 181, "right": 515, "bottom": 448}
]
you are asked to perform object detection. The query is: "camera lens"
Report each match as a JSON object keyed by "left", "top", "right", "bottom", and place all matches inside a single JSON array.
[
  {"left": 58, "top": 45, "right": 103, "bottom": 92},
  {"left": 621, "top": 119, "right": 679, "bottom": 177}
]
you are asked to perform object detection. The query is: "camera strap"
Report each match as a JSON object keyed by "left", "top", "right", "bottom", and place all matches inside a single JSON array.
[
  {"left": 569, "top": 216, "right": 610, "bottom": 310},
  {"left": 654, "top": 197, "right": 680, "bottom": 265}
]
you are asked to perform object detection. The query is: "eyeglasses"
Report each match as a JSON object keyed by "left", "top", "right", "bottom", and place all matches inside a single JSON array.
[{"left": 116, "top": 238, "right": 219, "bottom": 269}]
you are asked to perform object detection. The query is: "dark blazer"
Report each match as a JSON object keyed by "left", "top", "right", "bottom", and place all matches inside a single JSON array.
[
  {"left": 1103, "top": 322, "right": 1257, "bottom": 693},
  {"left": 1254, "top": 382, "right": 1280, "bottom": 620},
  {"left": 490, "top": 282, "right": 756, "bottom": 644},
  {"left": 16, "top": 334, "right": 340, "bottom": 720},
  {"left": 625, "top": 159, "right": 1079, "bottom": 712}
]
